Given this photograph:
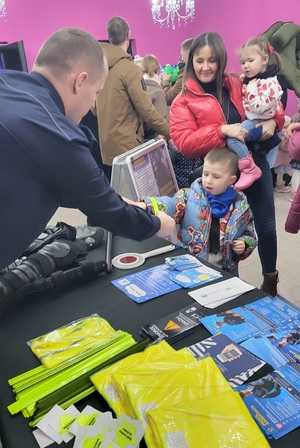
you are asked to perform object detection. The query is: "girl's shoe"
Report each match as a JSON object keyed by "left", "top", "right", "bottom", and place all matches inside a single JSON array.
[{"left": 235, "top": 153, "right": 262, "bottom": 190}]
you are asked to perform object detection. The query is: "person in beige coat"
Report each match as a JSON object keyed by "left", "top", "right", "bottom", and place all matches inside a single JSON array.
[{"left": 95, "top": 17, "right": 170, "bottom": 178}]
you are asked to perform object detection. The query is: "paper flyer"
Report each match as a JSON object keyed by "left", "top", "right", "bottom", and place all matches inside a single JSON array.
[
  {"left": 167, "top": 264, "right": 222, "bottom": 288},
  {"left": 237, "top": 363, "right": 300, "bottom": 439},
  {"left": 111, "top": 264, "right": 181, "bottom": 303},
  {"left": 187, "top": 333, "right": 265, "bottom": 387},
  {"left": 200, "top": 296, "right": 300, "bottom": 343},
  {"left": 241, "top": 327, "right": 300, "bottom": 369}
]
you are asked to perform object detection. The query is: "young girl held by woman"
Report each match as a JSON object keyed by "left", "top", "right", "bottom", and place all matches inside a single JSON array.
[{"left": 227, "top": 37, "right": 283, "bottom": 190}]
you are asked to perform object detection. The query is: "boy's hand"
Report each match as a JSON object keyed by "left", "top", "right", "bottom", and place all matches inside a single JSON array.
[
  {"left": 231, "top": 240, "right": 245, "bottom": 254},
  {"left": 156, "top": 211, "right": 176, "bottom": 238},
  {"left": 122, "top": 197, "right": 146, "bottom": 210}
]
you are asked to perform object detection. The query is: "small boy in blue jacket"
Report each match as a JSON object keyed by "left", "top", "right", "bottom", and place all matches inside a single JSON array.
[{"left": 131, "top": 147, "right": 257, "bottom": 276}]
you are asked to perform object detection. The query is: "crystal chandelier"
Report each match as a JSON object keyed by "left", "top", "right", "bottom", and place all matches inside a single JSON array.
[
  {"left": 151, "top": 0, "right": 195, "bottom": 30},
  {"left": 0, "top": 0, "right": 6, "bottom": 19}
]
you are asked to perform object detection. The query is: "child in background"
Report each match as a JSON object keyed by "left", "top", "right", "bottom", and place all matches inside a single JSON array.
[
  {"left": 134, "top": 148, "right": 257, "bottom": 276},
  {"left": 274, "top": 116, "right": 293, "bottom": 193},
  {"left": 227, "top": 36, "right": 283, "bottom": 190},
  {"left": 142, "top": 54, "right": 169, "bottom": 140}
]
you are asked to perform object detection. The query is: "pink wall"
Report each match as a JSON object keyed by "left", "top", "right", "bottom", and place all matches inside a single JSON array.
[{"left": 0, "top": 0, "right": 299, "bottom": 114}]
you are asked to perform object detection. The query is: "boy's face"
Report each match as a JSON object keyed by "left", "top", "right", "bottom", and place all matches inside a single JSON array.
[{"left": 202, "top": 160, "right": 236, "bottom": 196}]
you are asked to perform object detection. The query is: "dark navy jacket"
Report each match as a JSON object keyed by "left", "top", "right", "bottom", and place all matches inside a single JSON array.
[{"left": 0, "top": 70, "right": 160, "bottom": 269}]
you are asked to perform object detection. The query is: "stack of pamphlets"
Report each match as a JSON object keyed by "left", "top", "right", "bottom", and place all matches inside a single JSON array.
[
  {"left": 165, "top": 254, "right": 202, "bottom": 271},
  {"left": 200, "top": 296, "right": 300, "bottom": 343},
  {"left": 187, "top": 333, "right": 265, "bottom": 387},
  {"left": 237, "top": 363, "right": 300, "bottom": 439},
  {"left": 241, "top": 326, "right": 300, "bottom": 369},
  {"left": 112, "top": 254, "right": 222, "bottom": 303},
  {"left": 141, "top": 302, "right": 204, "bottom": 343}
]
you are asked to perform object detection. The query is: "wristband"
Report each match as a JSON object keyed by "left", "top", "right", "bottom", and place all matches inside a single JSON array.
[
  {"left": 149, "top": 197, "right": 159, "bottom": 215},
  {"left": 138, "top": 198, "right": 154, "bottom": 215}
]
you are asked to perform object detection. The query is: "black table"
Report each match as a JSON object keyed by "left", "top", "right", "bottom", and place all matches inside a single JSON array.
[{"left": 0, "top": 235, "right": 297, "bottom": 447}]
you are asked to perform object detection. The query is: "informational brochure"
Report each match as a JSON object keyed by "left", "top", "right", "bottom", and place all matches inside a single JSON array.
[
  {"left": 167, "top": 264, "right": 222, "bottom": 288},
  {"left": 112, "top": 256, "right": 222, "bottom": 303},
  {"left": 111, "top": 264, "right": 181, "bottom": 303},
  {"left": 188, "top": 277, "right": 255, "bottom": 308},
  {"left": 200, "top": 296, "right": 300, "bottom": 343},
  {"left": 165, "top": 254, "right": 203, "bottom": 271},
  {"left": 141, "top": 302, "right": 204, "bottom": 343},
  {"left": 237, "top": 363, "right": 300, "bottom": 439},
  {"left": 241, "top": 327, "right": 300, "bottom": 369},
  {"left": 187, "top": 333, "right": 265, "bottom": 387}
]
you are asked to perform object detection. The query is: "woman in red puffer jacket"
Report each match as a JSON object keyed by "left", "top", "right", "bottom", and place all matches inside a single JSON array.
[{"left": 169, "top": 32, "right": 284, "bottom": 297}]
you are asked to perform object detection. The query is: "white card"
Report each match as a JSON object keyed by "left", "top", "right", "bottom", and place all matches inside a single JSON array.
[
  {"left": 36, "top": 404, "right": 64, "bottom": 444},
  {"left": 32, "top": 428, "right": 56, "bottom": 448},
  {"left": 188, "top": 277, "right": 255, "bottom": 308},
  {"left": 48, "top": 404, "right": 80, "bottom": 443}
]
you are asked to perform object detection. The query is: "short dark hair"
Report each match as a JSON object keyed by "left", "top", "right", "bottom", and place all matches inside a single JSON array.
[
  {"left": 204, "top": 148, "right": 238, "bottom": 176},
  {"left": 34, "top": 27, "right": 105, "bottom": 82},
  {"left": 181, "top": 38, "right": 194, "bottom": 52},
  {"left": 107, "top": 16, "right": 129, "bottom": 45}
]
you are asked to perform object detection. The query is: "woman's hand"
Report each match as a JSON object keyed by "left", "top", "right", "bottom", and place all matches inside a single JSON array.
[
  {"left": 283, "top": 122, "right": 300, "bottom": 139},
  {"left": 255, "top": 119, "right": 276, "bottom": 140},
  {"left": 221, "top": 124, "right": 248, "bottom": 142},
  {"left": 161, "top": 71, "right": 172, "bottom": 82}
]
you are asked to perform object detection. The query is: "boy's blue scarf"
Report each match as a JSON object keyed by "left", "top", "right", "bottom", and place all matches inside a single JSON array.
[{"left": 207, "top": 186, "right": 236, "bottom": 218}]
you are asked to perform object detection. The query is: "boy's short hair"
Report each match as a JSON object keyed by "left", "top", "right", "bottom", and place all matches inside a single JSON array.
[{"left": 204, "top": 148, "right": 238, "bottom": 176}]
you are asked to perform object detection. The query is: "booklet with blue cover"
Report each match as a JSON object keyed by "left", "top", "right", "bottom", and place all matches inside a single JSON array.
[
  {"left": 187, "top": 333, "right": 265, "bottom": 387},
  {"left": 237, "top": 363, "right": 300, "bottom": 439},
  {"left": 200, "top": 296, "right": 300, "bottom": 343}
]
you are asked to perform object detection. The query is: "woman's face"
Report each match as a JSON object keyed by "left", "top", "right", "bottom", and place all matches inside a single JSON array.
[{"left": 193, "top": 45, "right": 218, "bottom": 83}]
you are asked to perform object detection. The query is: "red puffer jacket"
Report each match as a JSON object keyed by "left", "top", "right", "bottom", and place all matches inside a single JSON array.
[{"left": 170, "top": 74, "right": 284, "bottom": 159}]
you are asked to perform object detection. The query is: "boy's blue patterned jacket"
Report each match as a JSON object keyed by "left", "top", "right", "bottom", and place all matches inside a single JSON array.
[{"left": 144, "top": 179, "right": 257, "bottom": 275}]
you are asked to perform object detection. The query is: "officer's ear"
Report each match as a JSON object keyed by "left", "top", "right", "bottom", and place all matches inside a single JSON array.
[{"left": 73, "top": 71, "right": 88, "bottom": 94}]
